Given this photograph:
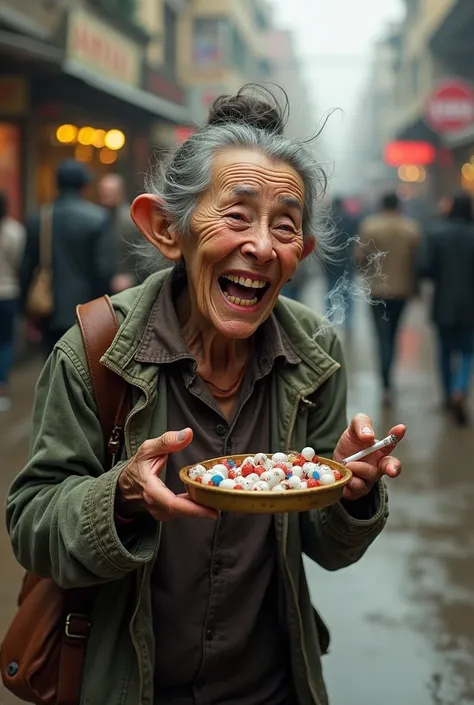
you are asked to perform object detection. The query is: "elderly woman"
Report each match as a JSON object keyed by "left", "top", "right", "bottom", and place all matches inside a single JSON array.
[{"left": 6, "top": 89, "right": 405, "bottom": 705}]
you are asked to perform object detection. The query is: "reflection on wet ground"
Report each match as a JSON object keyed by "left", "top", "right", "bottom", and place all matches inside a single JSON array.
[
  {"left": 304, "top": 281, "right": 474, "bottom": 705},
  {"left": 0, "top": 280, "right": 473, "bottom": 704}
]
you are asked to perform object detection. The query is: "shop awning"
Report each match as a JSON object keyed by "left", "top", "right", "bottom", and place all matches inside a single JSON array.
[
  {"left": 63, "top": 59, "right": 192, "bottom": 125},
  {"left": 0, "top": 29, "right": 62, "bottom": 65}
]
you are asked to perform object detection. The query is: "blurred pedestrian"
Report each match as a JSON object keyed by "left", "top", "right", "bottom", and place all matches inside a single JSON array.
[
  {"left": 0, "top": 191, "right": 26, "bottom": 411},
  {"left": 324, "top": 196, "right": 358, "bottom": 328},
  {"left": 20, "top": 160, "right": 114, "bottom": 358},
  {"left": 358, "top": 192, "right": 421, "bottom": 406},
  {"left": 421, "top": 191, "right": 474, "bottom": 426},
  {"left": 98, "top": 173, "right": 144, "bottom": 292}
]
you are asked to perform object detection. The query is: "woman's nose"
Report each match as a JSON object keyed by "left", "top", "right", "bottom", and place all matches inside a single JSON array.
[{"left": 240, "top": 229, "right": 276, "bottom": 263}]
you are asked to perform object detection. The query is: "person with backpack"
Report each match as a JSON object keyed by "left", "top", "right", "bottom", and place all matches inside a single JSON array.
[
  {"left": 20, "top": 160, "right": 114, "bottom": 357},
  {"left": 4, "top": 88, "right": 405, "bottom": 705},
  {"left": 0, "top": 191, "right": 25, "bottom": 411}
]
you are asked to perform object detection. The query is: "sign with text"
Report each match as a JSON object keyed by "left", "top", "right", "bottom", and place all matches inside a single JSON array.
[
  {"left": 426, "top": 79, "right": 474, "bottom": 135},
  {"left": 66, "top": 9, "right": 141, "bottom": 88}
]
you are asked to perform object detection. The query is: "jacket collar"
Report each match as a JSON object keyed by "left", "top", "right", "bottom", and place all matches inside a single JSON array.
[{"left": 102, "top": 269, "right": 340, "bottom": 395}]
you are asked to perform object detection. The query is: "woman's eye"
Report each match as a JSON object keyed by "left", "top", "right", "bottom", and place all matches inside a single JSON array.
[
  {"left": 277, "top": 223, "right": 296, "bottom": 233},
  {"left": 227, "top": 213, "right": 244, "bottom": 221}
]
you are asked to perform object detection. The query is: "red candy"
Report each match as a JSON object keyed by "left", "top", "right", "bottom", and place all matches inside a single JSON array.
[
  {"left": 292, "top": 454, "right": 306, "bottom": 467},
  {"left": 333, "top": 470, "right": 342, "bottom": 481},
  {"left": 228, "top": 470, "right": 237, "bottom": 480},
  {"left": 195, "top": 476, "right": 202, "bottom": 483},
  {"left": 273, "top": 462, "right": 288, "bottom": 472},
  {"left": 234, "top": 484, "right": 244, "bottom": 490},
  {"left": 312, "top": 456, "right": 320, "bottom": 464},
  {"left": 307, "top": 479, "right": 321, "bottom": 488},
  {"left": 241, "top": 462, "right": 255, "bottom": 477}
]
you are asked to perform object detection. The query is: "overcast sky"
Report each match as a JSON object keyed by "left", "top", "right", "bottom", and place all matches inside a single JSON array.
[{"left": 270, "top": 0, "right": 403, "bottom": 190}]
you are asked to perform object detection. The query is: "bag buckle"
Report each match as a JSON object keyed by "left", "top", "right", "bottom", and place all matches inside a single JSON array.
[{"left": 65, "top": 613, "right": 90, "bottom": 640}]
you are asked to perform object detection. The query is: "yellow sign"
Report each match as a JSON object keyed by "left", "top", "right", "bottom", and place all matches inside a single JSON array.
[
  {"left": 66, "top": 9, "right": 141, "bottom": 88},
  {"left": 0, "top": 76, "right": 28, "bottom": 115}
]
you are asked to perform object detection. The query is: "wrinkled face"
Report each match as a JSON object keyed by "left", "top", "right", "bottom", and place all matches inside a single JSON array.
[{"left": 179, "top": 149, "right": 306, "bottom": 339}]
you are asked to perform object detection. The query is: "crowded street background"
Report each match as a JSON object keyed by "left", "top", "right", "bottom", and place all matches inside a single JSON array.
[{"left": 1, "top": 0, "right": 474, "bottom": 704}]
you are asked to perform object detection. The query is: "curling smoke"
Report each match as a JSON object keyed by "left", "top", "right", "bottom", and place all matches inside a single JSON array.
[{"left": 314, "top": 237, "right": 388, "bottom": 339}]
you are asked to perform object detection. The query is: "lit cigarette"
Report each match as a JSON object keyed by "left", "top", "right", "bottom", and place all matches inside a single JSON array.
[{"left": 342, "top": 434, "right": 398, "bottom": 466}]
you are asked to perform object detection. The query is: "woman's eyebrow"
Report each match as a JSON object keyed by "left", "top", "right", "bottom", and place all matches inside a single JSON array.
[
  {"left": 231, "top": 185, "right": 260, "bottom": 198},
  {"left": 279, "top": 195, "right": 303, "bottom": 213}
]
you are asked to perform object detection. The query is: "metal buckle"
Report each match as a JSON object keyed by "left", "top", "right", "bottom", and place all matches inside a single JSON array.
[{"left": 65, "top": 613, "right": 90, "bottom": 640}]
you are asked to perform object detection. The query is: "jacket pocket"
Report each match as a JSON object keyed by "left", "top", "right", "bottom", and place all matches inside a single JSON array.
[{"left": 312, "top": 607, "right": 330, "bottom": 655}]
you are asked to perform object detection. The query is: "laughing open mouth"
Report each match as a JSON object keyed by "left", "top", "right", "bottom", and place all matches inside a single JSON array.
[{"left": 218, "top": 273, "right": 270, "bottom": 308}]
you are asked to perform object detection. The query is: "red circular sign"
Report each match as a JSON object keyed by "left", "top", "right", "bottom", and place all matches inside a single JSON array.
[{"left": 426, "top": 79, "right": 474, "bottom": 134}]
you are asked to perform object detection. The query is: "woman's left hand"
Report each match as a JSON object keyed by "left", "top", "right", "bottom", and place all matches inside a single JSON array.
[{"left": 333, "top": 414, "right": 406, "bottom": 501}]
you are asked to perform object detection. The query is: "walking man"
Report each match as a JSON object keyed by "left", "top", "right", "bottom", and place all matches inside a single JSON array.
[{"left": 358, "top": 193, "right": 421, "bottom": 406}]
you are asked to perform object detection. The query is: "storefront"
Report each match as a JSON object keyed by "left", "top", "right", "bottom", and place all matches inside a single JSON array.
[
  {"left": 0, "top": 75, "right": 28, "bottom": 219},
  {"left": 1, "top": 4, "right": 191, "bottom": 213}
]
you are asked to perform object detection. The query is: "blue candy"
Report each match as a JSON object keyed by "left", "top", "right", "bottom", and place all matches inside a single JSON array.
[
  {"left": 312, "top": 470, "right": 320, "bottom": 480},
  {"left": 228, "top": 459, "right": 236, "bottom": 467},
  {"left": 211, "top": 474, "right": 224, "bottom": 486}
]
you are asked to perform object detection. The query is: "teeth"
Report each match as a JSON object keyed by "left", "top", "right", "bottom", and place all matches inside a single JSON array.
[
  {"left": 223, "top": 274, "right": 268, "bottom": 289},
  {"left": 224, "top": 292, "right": 258, "bottom": 307}
]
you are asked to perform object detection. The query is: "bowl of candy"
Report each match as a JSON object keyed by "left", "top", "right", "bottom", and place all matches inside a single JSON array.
[{"left": 179, "top": 448, "right": 352, "bottom": 514}]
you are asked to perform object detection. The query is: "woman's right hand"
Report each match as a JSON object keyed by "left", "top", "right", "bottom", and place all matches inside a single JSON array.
[{"left": 116, "top": 428, "right": 218, "bottom": 521}]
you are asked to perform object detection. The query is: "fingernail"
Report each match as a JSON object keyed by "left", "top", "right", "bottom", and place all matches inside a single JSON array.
[
  {"left": 176, "top": 429, "right": 187, "bottom": 441},
  {"left": 362, "top": 426, "right": 373, "bottom": 435}
]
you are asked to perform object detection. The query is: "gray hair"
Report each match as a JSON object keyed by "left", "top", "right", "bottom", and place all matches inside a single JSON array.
[{"left": 140, "top": 122, "right": 334, "bottom": 271}]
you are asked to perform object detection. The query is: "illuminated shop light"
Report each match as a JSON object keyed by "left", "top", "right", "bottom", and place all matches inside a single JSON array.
[
  {"left": 92, "top": 129, "right": 106, "bottom": 148},
  {"left": 56, "top": 124, "right": 78, "bottom": 144},
  {"left": 104, "top": 129, "right": 126, "bottom": 150},
  {"left": 74, "top": 144, "right": 93, "bottom": 162},
  {"left": 77, "top": 126, "right": 96, "bottom": 145},
  {"left": 99, "top": 147, "right": 118, "bottom": 164}
]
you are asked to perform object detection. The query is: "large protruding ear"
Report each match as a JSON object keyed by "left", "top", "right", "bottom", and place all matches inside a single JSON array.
[
  {"left": 131, "top": 194, "right": 182, "bottom": 261},
  {"left": 301, "top": 236, "right": 316, "bottom": 260}
]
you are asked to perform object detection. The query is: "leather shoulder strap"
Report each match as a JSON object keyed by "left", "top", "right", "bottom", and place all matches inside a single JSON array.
[{"left": 76, "top": 296, "right": 129, "bottom": 460}]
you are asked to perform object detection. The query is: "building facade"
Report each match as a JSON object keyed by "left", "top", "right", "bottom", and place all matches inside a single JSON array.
[
  {"left": 176, "top": 0, "right": 273, "bottom": 125},
  {"left": 0, "top": 0, "right": 190, "bottom": 217}
]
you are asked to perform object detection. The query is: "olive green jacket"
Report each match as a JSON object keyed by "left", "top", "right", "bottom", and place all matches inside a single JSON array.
[{"left": 6, "top": 270, "right": 388, "bottom": 705}]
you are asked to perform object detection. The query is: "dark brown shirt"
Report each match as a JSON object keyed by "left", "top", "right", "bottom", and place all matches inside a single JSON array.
[{"left": 136, "top": 275, "right": 301, "bottom": 705}]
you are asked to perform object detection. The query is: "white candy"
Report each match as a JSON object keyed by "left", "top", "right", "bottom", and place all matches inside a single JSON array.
[
  {"left": 299, "top": 481, "right": 308, "bottom": 490},
  {"left": 287, "top": 475, "right": 302, "bottom": 489},
  {"left": 265, "top": 471, "right": 281, "bottom": 489},
  {"left": 319, "top": 473, "right": 336, "bottom": 485},
  {"left": 290, "top": 465, "right": 303, "bottom": 478},
  {"left": 272, "top": 452, "right": 288, "bottom": 463},
  {"left": 318, "top": 465, "right": 333, "bottom": 477},
  {"left": 211, "top": 463, "right": 228, "bottom": 479},
  {"left": 264, "top": 459, "right": 276, "bottom": 471},
  {"left": 245, "top": 473, "right": 261, "bottom": 485},
  {"left": 302, "top": 447, "right": 316, "bottom": 461},
  {"left": 272, "top": 468, "right": 286, "bottom": 482},
  {"left": 202, "top": 472, "right": 214, "bottom": 486},
  {"left": 302, "top": 462, "right": 317, "bottom": 478},
  {"left": 242, "top": 456, "right": 255, "bottom": 466},
  {"left": 240, "top": 477, "right": 255, "bottom": 490},
  {"left": 254, "top": 453, "right": 268, "bottom": 465},
  {"left": 260, "top": 471, "right": 271, "bottom": 482},
  {"left": 272, "top": 484, "right": 287, "bottom": 492},
  {"left": 219, "top": 479, "right": 236, "bottom": 490},
  {"left": 189, "top": 464, "right": 206, "bottom": 480},
  {"left": 253, "top": 481, "right": 270, "bottom": 492}
]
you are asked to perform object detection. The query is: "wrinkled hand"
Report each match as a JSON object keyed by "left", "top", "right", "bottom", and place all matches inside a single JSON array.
[
  {"left": 116, "top": 428, "right": 218, "bottom": 521},
  {"left": 333, "top": 414, "right": 406, "bottom": 501}
]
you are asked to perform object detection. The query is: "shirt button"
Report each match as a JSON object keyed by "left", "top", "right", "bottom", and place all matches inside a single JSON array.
[
  {"left": 206, "top": 628, "right": 214, "bottom": 640},
  {"left": 215, "top": 423, "right": 227, "bottom": 437},
  {"left": 212, "top": 561, "right": 221, "bottom": 575}
]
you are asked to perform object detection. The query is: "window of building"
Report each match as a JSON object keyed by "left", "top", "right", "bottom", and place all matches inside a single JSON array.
[
  {"left": 192, "top": 17, "right": 227, "bottom": 66},
  {"left": 164, "top": 6, "right": 177, "bottom": 78}
]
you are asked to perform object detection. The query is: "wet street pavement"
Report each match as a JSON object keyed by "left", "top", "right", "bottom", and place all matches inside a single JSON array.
[{"left": 1, "top": 280, "right": 473, "bottom": 705}]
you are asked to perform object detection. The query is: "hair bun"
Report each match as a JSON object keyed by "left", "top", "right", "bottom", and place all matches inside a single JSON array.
[{"left": 207, "top": 85, "right": 287, "bottom": 136}]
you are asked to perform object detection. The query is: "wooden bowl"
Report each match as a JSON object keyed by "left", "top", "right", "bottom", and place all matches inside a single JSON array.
[{"left": 179, "top": 454, "right": 352, "bottom": 514}]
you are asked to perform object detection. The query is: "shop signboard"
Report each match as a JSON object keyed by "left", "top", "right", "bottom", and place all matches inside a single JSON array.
[
  {"left": 426, "top": 79, "right": 474, "bottom": 135},
  {"left": 66, "top": 9, "right": 141, "bottom": 88}
]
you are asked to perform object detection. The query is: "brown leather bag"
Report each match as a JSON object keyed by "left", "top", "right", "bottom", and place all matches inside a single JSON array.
[
  {"left": 26, "top": 206, "right": 54, "bottom": 320},
  {"left": 0, "top": 296, "right": 130, "bottom": 705}
]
